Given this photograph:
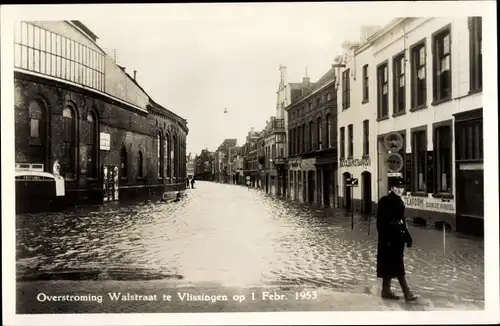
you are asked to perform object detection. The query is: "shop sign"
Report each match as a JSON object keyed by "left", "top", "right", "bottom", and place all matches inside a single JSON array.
[
  {"left": 100, "top": 132, "right": 111, "bottom": 151},
  {"left": 402, "top": 194, "right": 455, "bottom": 212},
  {"left": 340, "top": 157, "right": 371, "bottom": 168}
]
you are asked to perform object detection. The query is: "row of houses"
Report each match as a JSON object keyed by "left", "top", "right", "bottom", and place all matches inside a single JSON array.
[
  {"left": 14, "top": 20, "right": 189, "bottom": 212},
  {"left": 236, "top": 17, "right": 483, "bottom": 236}
]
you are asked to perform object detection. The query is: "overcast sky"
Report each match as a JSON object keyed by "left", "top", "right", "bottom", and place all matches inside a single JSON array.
[{"left": 81, "top": 3, "right": 394, "bottom": 156}]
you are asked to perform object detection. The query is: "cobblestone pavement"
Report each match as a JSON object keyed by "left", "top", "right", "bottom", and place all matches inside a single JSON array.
[{"left": 16, "top": 181, "right": 484, "bottom": 313}]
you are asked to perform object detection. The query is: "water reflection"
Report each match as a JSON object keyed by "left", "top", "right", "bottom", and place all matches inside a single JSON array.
[{"left": 16, "top": 181, "right": 484, "bottom": 304}]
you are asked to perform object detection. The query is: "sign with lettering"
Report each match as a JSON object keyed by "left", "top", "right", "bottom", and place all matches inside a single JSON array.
[
  {"left": 402, "top": 194, "right": 455, "bottom": 213},
  {"left": 100, "top": 132, "right": 111, "bottom": 151},
  {"left": 340, "top": 157, "right": 371, "bottom": 168}
]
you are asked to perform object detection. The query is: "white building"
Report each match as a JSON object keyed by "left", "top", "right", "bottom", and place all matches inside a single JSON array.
[
  {"left": 337, "top": 17, "right": 483, "bottom": 235},
  {"left": 336, "top": 25, "right": 381, "bottom": 215}
]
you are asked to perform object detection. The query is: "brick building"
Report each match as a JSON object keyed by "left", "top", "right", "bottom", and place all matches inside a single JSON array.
[
  {"left": 286, "top": 68, "right": 338, "bottom": 207},
  {"left": 242, "top": 128, "right": 261, "bottom": 187},
  {"left": 14, "top": 20, "right": 188, "bottom": 211}
]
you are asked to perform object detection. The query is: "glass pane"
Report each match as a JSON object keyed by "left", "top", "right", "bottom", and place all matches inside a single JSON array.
[
  {"left": 400, "top": 57, "right": 405, "bottom": 72},
  {"left": 22, "top": 22, "right": 28, "bottom": 46},
  {"left": 63, "top": 108, "right": 72, "bottom": 118},
  {"left": 418, "top": 66, "right": 425, "bottom": 80},
  {"left": 34, "top": 50, "right": 40, "bottom": 72},
  {"left": 40, "top": 52, "right": 46, "bottom": 74},
  {"left": 51, "top": 33, "right": 56, "bottom": 54},
  {"left": 40, "top": 29, "right": 46, "bottom": 51},
  {"left": 399, "top": 75, "right": 405, "bottom": 87},
  {"left": 383, "top": 84, "right": 388, "bottom": 94},
  {"left": 30, "top": 119, "right": 40, "bottom": 138},
  {"left": 443, "top": 34, "right": 450, "bottom": 54},
  {"left": 27, "top": 24, "right": 33, "bottom": 47},
  {"left": 14, "top": 44, "right": 21, "bottom": 67},
  {"left": 419, "top": 47, "right": 425, "bottom": 64},
  {"left": 34, "top": 26, "right": 40, "bottom": 48},
  {"left": 27, "top": 48, "right": 34, "bottom": 71},
  {"left": 66, "top": 38, "right": 71, "bottom": 59},
  {"left": 51, "top": 54, "right": 57, "bottom": 76},
  {"left": 57, "top": 35, "right": 62, "bottom": 55},
  {"left": 56, "top": 55, "right": 62, "bottom": 78},
  {"left": 14, "top": 22, "right": 21, "bottom": 43},
  {"left": 384, "top": 66, "right": 388, "bottom": 80},
  {"left": 440, "top": 55, "right": 450, "bottom": 72}
]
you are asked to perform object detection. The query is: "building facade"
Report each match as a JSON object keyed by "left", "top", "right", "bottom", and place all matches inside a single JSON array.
[
  {"left": 336, "top": 25, "right": 381, "bottom": 215},
  {"left": 242, "top": 128, "right": 260, "bottom": 187},
  {"left": 287, "top": 69, "right": 338, "bottom": 207},
  {"left": 14, "top": 21, "right": 188, "bottom": 211},
  {"left": 194, "top": 149, "right": 215, "bottom": 180},
  {"left": 337, "top": 17, "right": 483, "bottom": 235}
]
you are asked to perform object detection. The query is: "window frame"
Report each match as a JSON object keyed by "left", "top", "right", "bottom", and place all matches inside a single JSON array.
[
  {"left": 432, "top": 120, "right": 454, "bottom": 198},
  {"left": 468, "top": 17, "right": 482, "bottom": 93},
  {"left": 432, "top": 24, "right": 452, "bottom": 104},
  {"left": 362, "top": 119, "right": 369, "bottom": 157},
  {"left": 61, "top": 105, "right": 77, "bottom": 181},
  {"left": 410, "top": 125, "right": 428, "bottom": 195},
  {"left": 392, "top": 51, "right": 406, "bottom": 116},
  {"left": 340, "top": 126, "right": 345, "bottom": 159},
  {"left": 362, "top": 64, "right": 369, "bottom": 103},
  {"left": 342, "top": 69, "right": 350, "bottom": 110},
  {"left": 410, "top": 38, "right": 427, "bottom": 111},
  {"left": 347, "top": 124, "right": 354, "bottom": 158},
  {"left": 86, "top": 110, "right": 99, "bottom": 179},
  {"left": 376, "top": 61, "right": 389, "bottom": 120}
]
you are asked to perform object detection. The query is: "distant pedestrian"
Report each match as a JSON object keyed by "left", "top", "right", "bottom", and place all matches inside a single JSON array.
[
  {"left": 191, "top": 178, "right": 195, "bottom": 189},
  {"left": 186, "top": 178, "right": 190, "bottom": 189},
  {"left": 376, "top": 177, "right": 418, "bottom": 302}
]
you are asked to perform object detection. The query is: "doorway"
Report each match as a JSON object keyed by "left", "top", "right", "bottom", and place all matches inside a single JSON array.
[
  {"left": 361, "top": 171, "right": 372, "bottom": 215},
  {"left": 456, "top": 163, "right": 484, "bottom": 235},
  {"left": 308, "top": 170, "right": 315, "bottom": 203},
  {"left": 323, "top": 169, "right": 331, "bottom": 207},
  {"left": 343, "top": 172, "right": 352, "bottom": 210}
]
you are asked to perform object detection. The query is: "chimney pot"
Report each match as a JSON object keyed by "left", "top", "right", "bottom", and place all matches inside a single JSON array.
[{"left": 133, "top": 70, "right": 137, "bottom": 80}]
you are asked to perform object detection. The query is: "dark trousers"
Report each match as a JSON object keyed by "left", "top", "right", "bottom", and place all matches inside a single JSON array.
[{"left": 382, "top": 276, "right": 411, "bottom": 297}]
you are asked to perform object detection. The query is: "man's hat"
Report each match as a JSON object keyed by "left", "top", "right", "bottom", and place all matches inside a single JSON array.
[{"left": 389, "top": 177, "right": 406, "bottom": 188}]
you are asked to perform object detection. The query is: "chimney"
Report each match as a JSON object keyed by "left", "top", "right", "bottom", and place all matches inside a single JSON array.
[
  {"left": 133, "top": 70, "right": 137, "bottom": 80},
  {"left": 302, "top": 76, "right": 310, "bottom": 84}
]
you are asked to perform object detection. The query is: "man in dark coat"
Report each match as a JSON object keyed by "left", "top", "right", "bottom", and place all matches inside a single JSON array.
[{"left": 376, "top": 177, "right": 418, "bottom": 301}]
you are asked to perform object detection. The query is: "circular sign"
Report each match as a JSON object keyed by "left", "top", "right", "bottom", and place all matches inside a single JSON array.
[
  {"left": 246, "top": 176, "right": 250, "bottom": 181},
  {"left": 386, "top": 152, "right": 404, "bottom": 173},
  {"left": 383, "top": 132, "right": 404, "bottom": 153},
  {"left": 246, "top": 181, "right": 251, "bottom": 185}
]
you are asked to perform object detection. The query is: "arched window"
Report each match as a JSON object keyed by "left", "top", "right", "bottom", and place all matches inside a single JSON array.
[
  {"left": 165, "top": 133, "right": 171, "bottom": 182},
  {"left": 86, "top": 111, "right": 98, "bottom": 178},
  {"left": 157, "top": 131, "right": 164, "bottom": 179},
  {"left": 28, "top": 100, "right": 48, "bottom": 167},
  {"left": 62, "top": 106, "right": 76, "bottom": 180},
  {"left": 326, "top": 114, "right": 331, "bottom": 148},
  {"left": 120, "top": 146, "right": 127, "bottom": 178},
  {"left": 138, "top": 151, "right": 144, "bottom": 178},
  {"left": 317, "top": 117, "right": 322, "bottom": 150},
  {"left": 172, "top": 134, "right": 177, "bottom": 180}
]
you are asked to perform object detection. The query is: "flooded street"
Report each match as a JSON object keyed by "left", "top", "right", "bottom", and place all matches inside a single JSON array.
[{"left": 16, "top": 181, "right": 484, "bottom": 309}]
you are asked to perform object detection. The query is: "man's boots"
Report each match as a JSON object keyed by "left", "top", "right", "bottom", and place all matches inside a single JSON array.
[
  {"left": 381, "top": 278, "right": 400, "bottom": 300},
  {"left": 397, "top": 275, "right": 418, "bottom": 302}
]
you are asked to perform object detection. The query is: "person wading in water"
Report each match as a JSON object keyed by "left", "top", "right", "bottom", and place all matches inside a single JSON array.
[{"left": 376, "top": 177, "right": 418, "bottom": 302}]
